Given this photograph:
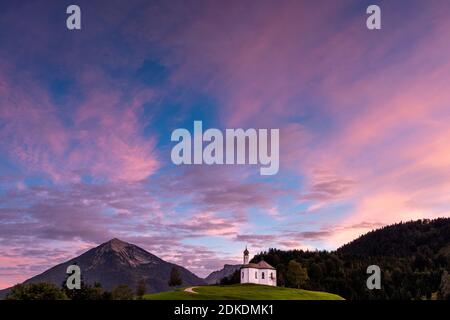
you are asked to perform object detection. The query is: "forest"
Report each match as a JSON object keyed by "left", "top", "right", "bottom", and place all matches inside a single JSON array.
[{"left": 224, "top": 218, "right": 450, "bottom": 300}]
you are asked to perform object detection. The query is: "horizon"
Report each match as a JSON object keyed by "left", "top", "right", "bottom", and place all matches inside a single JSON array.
[
  {"left": 1, "top": 0, "right": 450, "bottom": 289},
  {"left": 2, "top": 217, "right": 448, "bottom": 289}
]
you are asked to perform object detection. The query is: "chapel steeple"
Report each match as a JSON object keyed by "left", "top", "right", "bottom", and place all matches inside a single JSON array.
[{"left": 243, "top": 246, "right": 249, "bottom": 264}]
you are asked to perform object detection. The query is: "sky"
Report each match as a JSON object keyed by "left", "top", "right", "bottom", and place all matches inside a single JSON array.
[{"left": 1, "top": 0, "right": 450, "bottom": 288}]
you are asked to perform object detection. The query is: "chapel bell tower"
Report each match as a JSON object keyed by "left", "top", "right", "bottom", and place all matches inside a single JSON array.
[{"left": 243, "top": 246, "right": 249, "bottom": 264}]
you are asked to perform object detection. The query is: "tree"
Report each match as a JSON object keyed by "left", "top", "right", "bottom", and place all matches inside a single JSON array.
[
  {"left": 277, "top": 271, "right": 286, "bottom": 287},
  {"left": 168, "top": 267, "right": 182, "bottom": 287},
  {"left": 438, "top": 270, "right": 450, "bottom": 300},
  {"left": 6, "top": 283, "right": 67, "bottom": 300},
  {"left": 61, "top": 271, "right": 105, "bottom": 300},
  {"left": 309, "top": 263, "right": 323, "bottom": 281},
  {"left": 112, "top": 284, "right": 134, "bottom": 300},
  {"left": 91, "top": 282, "right": 106, "bottom": 300},
  {"left": 76, "top": 282, "right": 104, "bottom": 300},
  {"left": 220, "top": 270, "right": 240, "bottom": 285},
  {"left": 286, "top": 260, "right": 309, "bottom": 289},
  {"left": 101, "top": 290, "right": 113, "bottom": 300},
  {"left": 136, "top": 279, "right": 147, "bottom": 299}
]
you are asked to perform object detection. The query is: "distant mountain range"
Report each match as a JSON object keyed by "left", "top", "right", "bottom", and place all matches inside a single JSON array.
[
  {"left": 204, "top": 264, "right": 242, "bottom": 284},
  {"left": 0, "top": 238, "right": 205, "bottom": 299},
  {"left": 2, "top": 218, "right": 449, "bottom": 300}
]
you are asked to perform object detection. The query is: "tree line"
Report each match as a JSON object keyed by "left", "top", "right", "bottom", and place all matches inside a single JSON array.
[
  {"left": 5, "top": 266, "right": 184, "bottom": 300},
  {"left": 222, "top": 218, "right": 450, "bottom": 300}
]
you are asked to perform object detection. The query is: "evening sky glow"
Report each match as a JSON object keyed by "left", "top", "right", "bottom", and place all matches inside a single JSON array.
[{"left": 1, "top": 0, "right": 450, "bottom": 288}]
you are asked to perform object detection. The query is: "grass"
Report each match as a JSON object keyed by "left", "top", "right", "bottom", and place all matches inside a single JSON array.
[{"left": 143, "top": 284, "right": 344, "bottom": 300}]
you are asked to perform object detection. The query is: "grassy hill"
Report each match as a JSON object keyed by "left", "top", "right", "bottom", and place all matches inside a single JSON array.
[{"left": 143, "top": 284, "right": 344, "bottom": 300}]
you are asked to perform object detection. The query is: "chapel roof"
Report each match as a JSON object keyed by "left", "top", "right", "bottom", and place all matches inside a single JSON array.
[{"left": 241, "top": 260, "right": 275, "bottom": 270}]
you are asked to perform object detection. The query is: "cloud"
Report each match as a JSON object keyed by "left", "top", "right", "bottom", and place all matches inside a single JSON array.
[
  {"left": 300, "top": 171, "right": 356, "bottom": 205},
  {"left": 154, "top": 166, "right": 289, "bottom": 219},
  {"left": 0, "top": 167, "right": 286, "bottom": 286},
  {"left": 0, "top": 65, "right": 160, "bottom": 183},
  {"left": 1, "top": 0, "right": 450, "bottom": 288}
]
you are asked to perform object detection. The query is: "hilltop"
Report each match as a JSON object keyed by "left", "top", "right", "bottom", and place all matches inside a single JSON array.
[
  {"left": 144, "top": 284, "right": 343, "bottom": 300},
  {"left": 337, "top": 218, "right": 450, "bottom": 257}
]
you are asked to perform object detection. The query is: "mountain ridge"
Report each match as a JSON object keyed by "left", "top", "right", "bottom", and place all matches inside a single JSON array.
[
  {"left": 204, "top": 264, "right": 242, "bottom": 284},
  {"left": 0, "top": 238, "right": 205, "bottom": 299},
  {"left": 2, "top": 218, "right": 449, "bottom": 300},
  {"left": 337, "top": 218, "right": 450, "bottom": 257},
  {"left": 251, "top": 217, "right": 450, "bottom": 299}
]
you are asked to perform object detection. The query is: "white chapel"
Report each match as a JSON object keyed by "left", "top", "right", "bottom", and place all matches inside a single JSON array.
[{"left": 240, "top": 247, "right": 277, "bottom": 286}]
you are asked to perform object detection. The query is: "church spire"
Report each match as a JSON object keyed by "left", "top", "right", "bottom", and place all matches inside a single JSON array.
[{"left": 243, "top": 246, "right": 249, "bottom": 264}]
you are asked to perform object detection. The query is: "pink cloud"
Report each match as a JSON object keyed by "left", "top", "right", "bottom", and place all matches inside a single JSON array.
[
  {"left": 0, "top": 66, "right": 159, "bottom": 183},
  {"left": 155, "top": 0, "right": 450, "bottom": 246}
]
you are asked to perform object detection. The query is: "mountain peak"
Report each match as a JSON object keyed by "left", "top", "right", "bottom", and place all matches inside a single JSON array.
[
  {"left": 108, "top": 237, "right": 127, "bottom": 243},
  {"left": 97, "top": 238, "right": 161, "bottom": 267},
  {"left": 0, "top": 238, "right": 205, "bottom": 297},
  {"left": 108, "top": 237, "right": 127, "bottom": 244},
  {"left": 102, "top": 238, "right": 130, "bottom": 252}
]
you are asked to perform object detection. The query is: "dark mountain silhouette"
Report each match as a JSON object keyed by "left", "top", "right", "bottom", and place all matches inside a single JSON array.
[
  {"left": 0, "top": 238, "right": 205, "bottom": 298},
  {"left": 251, "top": 218, "right": 450, "bottom": 300},
  {"left": 204, "top": 264, "right": 242, "bottom": 284},
  {"left": 337, "top": 218, "right": 450, "bottom": 257}
]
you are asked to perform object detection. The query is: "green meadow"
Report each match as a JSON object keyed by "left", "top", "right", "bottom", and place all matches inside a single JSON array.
[{"left": 143, "top": 284, "right": 344, "bottom": 300}]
